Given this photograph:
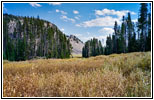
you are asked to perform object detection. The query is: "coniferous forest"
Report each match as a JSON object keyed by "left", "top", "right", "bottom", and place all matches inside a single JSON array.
[
  {"left": 82, "top": 3, "right": 151, "bottom": 57},
  {"left": 3, "top": 14, "right": 72, "bottom": 61}
]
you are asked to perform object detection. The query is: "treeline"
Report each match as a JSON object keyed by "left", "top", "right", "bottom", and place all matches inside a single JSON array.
[
  {"left": 82, "top": 38, "right": 103, "bottom": 57},
  {"left": 105, "top": 3, "right": 151, "bottom": 55},
  {"left": 3, "top": 14, "right": 72, "bottom": 61},
  {"left": 82, "top": 3, "right": 151, "bottom": 57}
]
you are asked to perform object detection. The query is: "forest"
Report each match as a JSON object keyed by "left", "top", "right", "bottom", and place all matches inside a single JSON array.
[
  {"left": 3, "top": 14, "right": 72, "bottom": 61},
  {"left": 82, "top": 3, "right": 151, "bottom": 57}
]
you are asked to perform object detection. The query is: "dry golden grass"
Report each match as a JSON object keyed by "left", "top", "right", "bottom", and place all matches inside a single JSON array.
[
  {"left": 3, "top": 52, "right": 151, "bottom": 97},
  {"left": 71, "top": 54, "right": 82, "bottom": 58}
]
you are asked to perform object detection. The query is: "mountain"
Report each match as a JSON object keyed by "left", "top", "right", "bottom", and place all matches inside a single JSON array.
[
  {"left": 67, "top": 35, "right": 84, "bottom": 55},
  {"left": 3, "top": 14, "right": 72, "bottom": 61}
]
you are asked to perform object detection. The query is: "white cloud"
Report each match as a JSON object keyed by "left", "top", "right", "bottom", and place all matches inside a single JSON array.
[
  {"left": 132, "top": 19, "right": 138, "bottom": 23},
  {"left": 56, "top": 9, "right": 60, "bottom": 13},
  {"left": 86, "top": 35, "right": 107, "bottom": 46},
  {"left": 74, "top": 15, "right": 81, "bottom": 20},
  {"left": 74, "top": 33, "right": 82, "bottom": 37},
  {"left": 95, "top": 35, "right": 108, "bottom": 46},
  {"left": 55, "top": 9, "right": 67, "bottom": 14},
  {"left": 61, "top": 15, "right": 75, "bottom": 23},
  {"left": 70, "top": 19, "right": 76, "bottom": 23},
  {"left": 61, "top": 28, "right": 64, "bottom": 32},
  {"left": 61, "top": 10, "right": 67, "bottom": 14},
  {"left": 95, "top": 8, "right": 136, "bottom": 18},
  {"left": 75, "top": 24, "right": 81, "bottom": 27},
  {"left": 48, "top": 3, "right": 61, "bottom": 5},
  {"left": 61, "top": 15, "right": 67, "bottom": 19},
  {"left": 87, "top": 32, "right": 90, "bottom": 35},
  {"left": 80, "top": 36, "right": 93, "bottom": 42},
  {"left": 29, "top": 3, "right": 42, "bottom": 7},
  {"left": 99, "top": 27, "right": 114, "bottom": 35},
  {"left": 131, "top": 12, "right": 136, "bottom": 15},
  {"left": 77, "top": 8, "right": 136, "bottom": 28},
  {"left": 75, "top": 16, "right": 80, "bottom": 20},
  {"left": 73, "top": 10, "right": 79, "bottom": 14},
  {"left": 77, "top": 16, "right": 121, "bottom": 27},
  {"left": 49, "top": 9, "right": 67, "bottom": 14}
]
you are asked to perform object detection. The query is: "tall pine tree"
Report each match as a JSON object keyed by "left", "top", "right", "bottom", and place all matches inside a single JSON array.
[{"left": 138, "top": 3, "right": 148, "bottom": 51}]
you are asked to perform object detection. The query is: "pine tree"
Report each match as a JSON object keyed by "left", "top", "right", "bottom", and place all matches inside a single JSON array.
[
  {"left": 147, "top": 3, "right": 151, "bottom": 51},
  {"left": 131, "top": 31, "right": 137, "bottom": 52},
  {"left": 127, "top": 12, "right": 133, "bottom": 52},
  {"left": 105, "top": 35, "right": 112, "bottom": 55},
  {"left": 138, "top": 3, "right": 148, "bottom": 51},
  {"left": 119, "top": 16, "right": 126, "bottom": 53},
  {"left": 113, "top": 21, "right": 118, "bottom": 53}
]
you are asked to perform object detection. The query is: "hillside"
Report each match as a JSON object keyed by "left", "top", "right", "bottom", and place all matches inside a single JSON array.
[
  {"left": 67, "top": 35, "right": 84, "bottom": 55},
  {"left": 3, "top": 52, "right": 151, "bottom": 97},
  {"left": 3, "top": 14, "right": 72, "bottom": 61}
]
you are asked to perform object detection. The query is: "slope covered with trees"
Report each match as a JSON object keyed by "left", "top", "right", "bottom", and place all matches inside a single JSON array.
[
  {"left": 82, "top": 3, "right": 151, "bottom": 57},
  {"left": 3, "top": 14, "right": 72, "bottom": 61}
]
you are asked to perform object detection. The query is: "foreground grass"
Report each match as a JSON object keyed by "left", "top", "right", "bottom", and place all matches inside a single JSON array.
[
  {"left": 3, "top": 52, "right": 151, "bottom": 97},
  {"left": 71, "top": 54, "right": 82, "bottom": 58}
]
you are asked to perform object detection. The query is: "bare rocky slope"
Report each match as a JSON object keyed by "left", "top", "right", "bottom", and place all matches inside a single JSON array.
[{"left": 67, "top": 35, "right": 84, "bottom": 55}]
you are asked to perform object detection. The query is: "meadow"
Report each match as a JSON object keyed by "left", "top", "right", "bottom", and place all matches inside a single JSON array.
[{"left": 3, "top": 52, "right": 151, "bottom": 97}]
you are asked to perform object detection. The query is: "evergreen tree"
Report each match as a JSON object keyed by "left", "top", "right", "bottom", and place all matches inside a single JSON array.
[
  {"left": 113, "top": 21, "right": 118, "bottom": 53},
  {"left": 105, "top": 35, "right": 112, "bottom": 55},
  {"left": 138, "top": 3, "right": 148, "bottom": 51},
  {"left": 119, "top": 16, "right": 126, "bottom": 53},
  {"left": 146, "top": 3, "right": 151, "bottom": 51},
  {"left": 127, "top": 12, "right": 134, "bottom": 52}
]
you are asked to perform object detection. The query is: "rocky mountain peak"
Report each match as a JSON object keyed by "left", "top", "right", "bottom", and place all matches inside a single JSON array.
[{"left": 67, "top": 35, "right": 84, "bottom": 55}]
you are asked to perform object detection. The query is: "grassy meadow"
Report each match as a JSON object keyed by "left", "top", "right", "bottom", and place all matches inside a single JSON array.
[{"left": 3, "top": 52, "right": 151, "bottom": 97}]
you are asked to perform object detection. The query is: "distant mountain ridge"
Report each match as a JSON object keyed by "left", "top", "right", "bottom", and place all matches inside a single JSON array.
[{"left": 67, "top": 35, "right": 84, "bottom": 55}]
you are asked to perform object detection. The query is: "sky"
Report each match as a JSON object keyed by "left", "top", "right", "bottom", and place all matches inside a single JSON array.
[{"left": 3, "top": 2, "right": 145, "bottom": 46}]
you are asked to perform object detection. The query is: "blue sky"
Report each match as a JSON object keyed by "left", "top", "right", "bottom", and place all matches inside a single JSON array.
[{"left": 3, "top": 2, "right": 145, "bottom": 45}]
